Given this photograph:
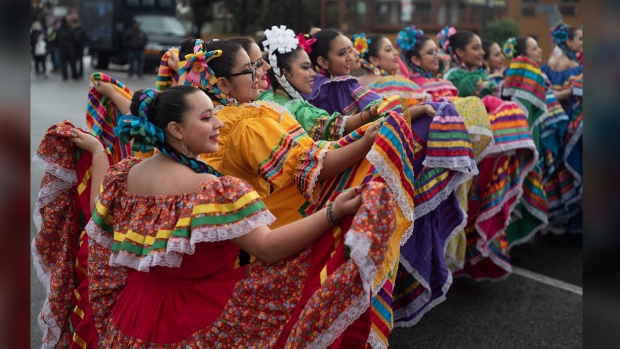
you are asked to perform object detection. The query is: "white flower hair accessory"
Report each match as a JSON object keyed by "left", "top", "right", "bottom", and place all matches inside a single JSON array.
[{"left": 262, "top": 25, "right": 305, "bottom": 101}]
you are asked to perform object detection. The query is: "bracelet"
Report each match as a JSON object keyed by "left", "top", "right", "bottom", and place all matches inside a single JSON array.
[
  {"left": 326, "top": 202, "right": 342, "bottom": 226},
  {"left": 92, "top": 149, "right": 106, "bottom": 155}
]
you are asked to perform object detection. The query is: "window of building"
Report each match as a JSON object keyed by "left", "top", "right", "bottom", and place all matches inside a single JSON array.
[
  {"left": 126, "top": 0, "right": 139, "bottom": 6},
  {"left": 415, "top": 2, "right": 432, "bottom": 11},
  {"left": 521, "top": 0, "right": 541, "bottom": 3},
  {"left": 560, "top": 0, "right": 580, "bottom": 3},
  {"left": 559, "top": 6, "right": 578, "bottom": 15},
  {"left": 159, "top": 0, "right": 172, "bottom": 7},
  {"left": 142, "top": 0, "right": 155, "bottom": 6},
  {"left": 521, "top": 6, "right": 535, "bottom": 16}
]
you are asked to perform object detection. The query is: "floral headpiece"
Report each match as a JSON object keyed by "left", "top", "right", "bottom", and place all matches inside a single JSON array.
[
  {"left": 352, "top": 33, "right": 370, "bottom": 57},
  {"left": 178, "top": 39, "right": 228, "bottom": 104},
  {"left": 114, "top": 88, "right": 164, "bottom": 153},
  {"left": 551, "top": 23, "right": 578, "bottom": 62},
  {"left": 395, "top": 26, "right": 435, "bottom": 78},
  {"left": 296, "top": 33, "right": 316, "bottom": 54},
  {"left": 352, "top": 33, "right": 390, "bottom": 76},
  {"left": 396, "top": 25, "right": 424, "bottom": 53},
  {"left": 437, "top": 26, "right": 466, "bottom": 68},
  {"left": 502, "top": 37, "right": 517, "bottom": 59},
  {"left": 437, "top": 26, "right": 456, "bottom": 54},
  {"left": 262, "top": 25, "right": 305, "bottom": 100}
]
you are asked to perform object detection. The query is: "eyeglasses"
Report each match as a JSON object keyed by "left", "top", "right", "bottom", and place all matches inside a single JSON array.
[
  {"left": 423, "top": 50, "right": 439, "bottom": 57},
  {"left": 221, "top": 67, "right": 256, "bottom": 81},
  {"left": 251, "top": 57, "right": 264, "bottom": 69}
]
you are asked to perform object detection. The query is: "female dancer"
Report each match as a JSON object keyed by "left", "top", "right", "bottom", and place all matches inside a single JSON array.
[
  {"left": 396, "top": 26, "right": 459, "bottom": 99},
  {"left": 541, "top": 23, "right": 582, "bottom": 104},
  {"left": 440, "top": 27, "right": 498, "bottom": 98},
  {"left": 482, "top": 39, "right": 505, "bottom": 88}
]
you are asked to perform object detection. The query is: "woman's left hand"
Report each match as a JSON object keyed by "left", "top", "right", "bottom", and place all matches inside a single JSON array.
[
  {"left": 424, "top": 104, "right": 437, "bottom": 117},
  {"left": 70, "top": 128, "right": 104, "bottom": 154}
]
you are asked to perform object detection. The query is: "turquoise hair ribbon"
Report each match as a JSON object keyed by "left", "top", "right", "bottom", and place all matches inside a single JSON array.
[{"left": 114, "top": 114, "right": 165, "bottom": 153}]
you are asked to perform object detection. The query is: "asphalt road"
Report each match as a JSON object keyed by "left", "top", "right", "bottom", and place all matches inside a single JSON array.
[{"left": 30, "top": 58, "right": 582, "bottom": 349}]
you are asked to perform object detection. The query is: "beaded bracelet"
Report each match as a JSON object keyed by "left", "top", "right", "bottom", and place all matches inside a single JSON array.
[
  {"left": 326, "top": 202, "right": 342, "bottom": 226},
  {"left": 93, "top": 149, "right": 106, "bottom": 155}
]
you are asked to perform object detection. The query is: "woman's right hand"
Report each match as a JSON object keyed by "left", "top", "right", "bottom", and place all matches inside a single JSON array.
[
  {"left": 361, "top": 121, "right": 380, "bottom": 146},
  {"left": 70, "top": 128, "right": 105, "bottom": 154},
  {"left": 92, "top": 80, "right": 117, "bottom": 98},
  {"left": 331, "top": 186, "right": 363, "bottom": 222},
  {"left": 167, "top": 49, "right": 180, "bottom": 72}
]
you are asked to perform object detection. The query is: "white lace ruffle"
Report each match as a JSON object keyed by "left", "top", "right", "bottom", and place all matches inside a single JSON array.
[
  {"left": 422, "top": 156, "right": 478, "bottom": 174},
  {"left": 413, "top": 166, "right": 476, "bottom": 221},
  {"left": 302, "top": 230, "right": 378, "bottom": 349},
  {"left": 250, "top": 100, "right": 288, "bottom": 123},
  {"left": 32, "top": 154, "right": 78, "bottom": 231},
  {"left": 564, "top": 121, "right": 583, "bottom": 187},
  {"left": 337, "top": 113, "right": 351, "bottom": 139},
  {"left": 393, "top": 210, "right": 466, "bottom": 326},
  {"left": 373, "top": 254, "right": 399, "bottom": 295},
  {"left": 365, "top": 147, "right": 414, "bottom": 230},
  {"left": 367, "top": 328, "right": 388, "bottom": 349},
  {"left": 397, "top": 255, "right": 431, "bottom": 304},
  {"left": 375, "top": 90, "right": 432, "bottom": 103},
  {"left": 305, "top": 147, "right": 329, "bottom": 204},
  {"left": 31, "top": 239, "right": 62, "bottom": 349},
  {"left": 31, "top": 153, "right": 79, "bottom": 349},
  {"left": 87, "top": 210, "right": 276, "bottom": 272},
  {"left": 502, "top": 87, "right": 548, "bottom": 113},
  {"left": 507, "top": 198, "right": 549, "bottom": 248}
]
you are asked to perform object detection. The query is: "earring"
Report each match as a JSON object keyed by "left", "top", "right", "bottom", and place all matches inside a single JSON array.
[
  {"left": 181, "top": 141, "right": 190, "bottom": 156},
  {"left": 373, "top": 67, "right": 381, "bottom": 76},
  {"left": 226, "top": 95, "right": 239, "bottom": 106}
]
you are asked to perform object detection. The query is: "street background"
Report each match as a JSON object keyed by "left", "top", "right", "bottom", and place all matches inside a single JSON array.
[{"left": 30, "top": 58, "right": 582, "bottom": 349}]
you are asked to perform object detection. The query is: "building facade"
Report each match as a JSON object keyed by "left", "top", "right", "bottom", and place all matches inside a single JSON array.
[
  {"left": 507, "top": 0, "right": 583, "bottom": 61},
  {"left": 320, "top": 0, "right": 508, "bottom": 35}
]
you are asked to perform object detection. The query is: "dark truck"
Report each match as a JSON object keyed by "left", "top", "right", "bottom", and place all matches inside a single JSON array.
[{"left": 80, "top": 0, "right": 188, "bottom": 71}]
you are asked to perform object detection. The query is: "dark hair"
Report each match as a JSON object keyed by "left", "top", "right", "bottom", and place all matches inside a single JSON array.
[
  {"left": 178, "top": 37, "right": 197, "bottom": 58},
  {"left": 448, "top": 30, "right": 477, "bottom": 56},
  {"left": 365, "top": 34, "right": 386, "bottom": 59},
  {"left": 129, "top": 86, "right": 201, "bottom": 144},
  {"left": 514, "top": 36, "right": 531, "bottom": 57},
  {"left": 258, "top": 36, "right": 305, "bottom": 94},
  {"left": 482, "top": 40, "right": 497, "bottom": 60},
  {"left": 227, "top": 36, "right": 256, "bottom": 56},
  {"left": 308, "top": 28, "right": 341, "bottom": 71},
  {"left": 402, "top": 35, "right": 432, "bottom": 62}
]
